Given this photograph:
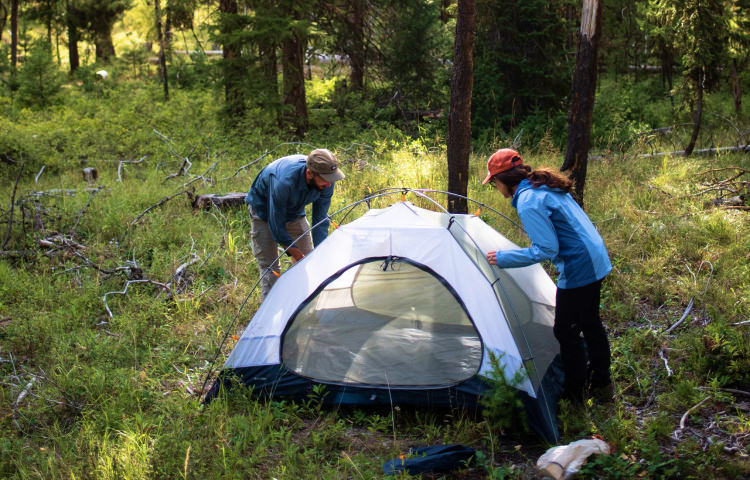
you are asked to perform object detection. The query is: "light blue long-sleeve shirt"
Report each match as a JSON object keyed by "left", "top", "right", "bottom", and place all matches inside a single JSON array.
[
  {"left": 245, "top": 155, "right": 334, "bottom": 248},
  {"left": 495, "top": 179, "right": 612, "bottom": 289}
]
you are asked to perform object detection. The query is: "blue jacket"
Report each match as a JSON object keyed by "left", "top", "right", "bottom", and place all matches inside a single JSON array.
[
  {"left": 245, "top": 155, "right": 334, "bottom": 248},
  {"left": 495, "top": 179, "right": 612, "bottom": 289}
]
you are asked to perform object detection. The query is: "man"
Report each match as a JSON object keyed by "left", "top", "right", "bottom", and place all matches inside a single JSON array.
[{"left": 245, "top": 148, "right": 345, "bottom": 300}]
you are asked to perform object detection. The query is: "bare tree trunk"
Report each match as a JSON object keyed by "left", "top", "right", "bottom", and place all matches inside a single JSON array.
[
  {"left": 659, "top": 38, "right": 674, "bottom": 90},
  {"left": 447, "top": 0, "right": 476, "bottom": 215},
  {"left": 220, "top": 0, "right": 245, "bottom": 119},
  {"left": 93, "top": 24, "right": 116, "bottom": 62},
  {"left": 155, "top": 0, "right": 170, "bottom": 101},
  {"left": 685, "top": 72, "right": 704, "bottom": 157},
  {"left": 731, "top": 59, "right": 742, "bottom": 117},
  {"left": 0, "top": 2, "right": 7, "bottom": 43},
  {"left": 562, "top": 0, "right": 603, "bottom": 208},
  {"left": 282, "top": 23, "right": 308, "bottom": 136},
  {"left": 348, "top": 0, "right": 365, "bottom": 90},
  {"left": 67, "top": 8, "right": 80, "bottom": 73},
  {"left": 259, "top": 40, "right": 280, "bottom": 126},
  {"left": 10, "top": 0, "right": 18, "bottom": 70}
]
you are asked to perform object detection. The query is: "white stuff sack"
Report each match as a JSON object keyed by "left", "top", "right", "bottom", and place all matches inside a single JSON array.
[{"left": 536, "top": 438, "right": 610, "bottom": 479}]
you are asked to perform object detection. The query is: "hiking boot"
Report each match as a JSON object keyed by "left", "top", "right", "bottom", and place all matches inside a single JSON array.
[{"left": 590, "top": 382, "right": 615, "bottom": 404}]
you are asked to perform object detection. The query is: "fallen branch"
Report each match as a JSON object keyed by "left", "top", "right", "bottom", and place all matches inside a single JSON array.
[
  {"left": 103, "top": 279, "right": 170, "bottom": 318},
  {"left": 665, "top": 297, "right": 694, "bottom": 334},
  {"left": 187, "top": 192, "right": 246, "bottom": 210},
  {"left": 34, "top": 165, "right": 45, "bottom": 185},
  {"left": 2, "top": 162, "right": 24, "bottom": 250},
  {"left": 71, "top": 185, "right": 106, "bottom": 234},
  {"left": 731, "top": 320, "right": 750, "bottom": 327},
  {"left": 117, "top": 156, "right": 147, "bottom": 182},
  {"left": 13, "top": 376, "right": 36, "bottom": 410},
  {"left": 26, "top": 187, "right": 104, "bottom": 198},
  {"left": 679, "top": 396, "right": 712, "bottom": 430},
  {"left": 38, "top": 234, "right": 86, "bottom": 251},
  {"left": 69, "top": 250, "right": 143, "bottom": 279},
  {"left": 164, "top": 157, "right": 193, "bottom": 182},
  {"left": 121, "top": 188, "right": 190, "bottom": 242},
  {"left": 219, "top": 142, "right": 318, "bottom": 181},
  {"left": 183, "top": 162, "right": 217, "bottom": 188},
  {"left": 0, "top": 250, "right": 36, "bottom": 259},
  {"left": 171, "top": 252, "right": 200, "bottom": 296},
  {"left": 658, "top": 346, "right": 673, "bottom": 377},
  {"left": 638, "top": 145, "right": 750, "bottom": 159}
]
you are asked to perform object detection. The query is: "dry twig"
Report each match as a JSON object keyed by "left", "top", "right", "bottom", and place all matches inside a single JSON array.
[
  {"left": 679, "top": 396, "right": 712, "bottom": 430},
  {"left": 665, "top": 297, "right": 694, "bottom": 334},
  {"left": 117, "top": 156, "right": 147, "bottom": 182},
  {"left": 103, "top": 279, "right": 170, "bottom": 318}
]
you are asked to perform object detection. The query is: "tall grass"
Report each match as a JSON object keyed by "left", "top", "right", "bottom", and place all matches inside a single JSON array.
[{"left": 0, "top": 78, "right": 748, "bottom": 479}]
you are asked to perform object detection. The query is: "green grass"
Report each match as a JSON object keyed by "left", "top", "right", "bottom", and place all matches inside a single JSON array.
[{"left": 1, "top": 77, "right": 749, "bottom": 479}]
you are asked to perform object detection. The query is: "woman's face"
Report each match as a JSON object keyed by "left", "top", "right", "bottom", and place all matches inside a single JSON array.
[{"left": 492, "top": 178, "right": 513, "bottom": 199}]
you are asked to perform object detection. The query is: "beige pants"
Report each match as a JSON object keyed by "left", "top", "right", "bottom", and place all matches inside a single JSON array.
[{"left": 248, "top": 205, "right": 313, "bottom": 300}]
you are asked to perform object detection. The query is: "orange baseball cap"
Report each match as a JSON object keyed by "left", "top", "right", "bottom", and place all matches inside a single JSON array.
[{"left": 482, "top": 148, "right": 523, "bottom": 184}]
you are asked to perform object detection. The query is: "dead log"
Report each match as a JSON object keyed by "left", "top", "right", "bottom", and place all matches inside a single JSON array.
[{"left": 188, "top": 192, "right": 246, "bottom": 210}]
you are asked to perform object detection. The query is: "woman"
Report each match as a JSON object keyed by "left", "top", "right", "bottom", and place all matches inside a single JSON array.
[{"left": 483, "top": 148, "right": 613, "bottom": 403}]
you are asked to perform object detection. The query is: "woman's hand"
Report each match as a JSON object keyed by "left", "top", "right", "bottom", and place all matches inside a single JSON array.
[{"left": 486, "top": 251, "right": 497, "bottom": 265}]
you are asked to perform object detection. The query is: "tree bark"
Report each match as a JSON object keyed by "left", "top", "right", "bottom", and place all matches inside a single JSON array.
[
  {"left": 93, "top": 24, "right": 116, "bottom": 62},
  {"left": 447, "top": 0, "right": 476, "bottom": 215},
  {"left": 0, "top": 2, "right": 7, "bottom": 43},
  {"left": 67, "top": 8, "right": 80, "bottom": 73},
  {"left": 562, "top": 0, "right": 603, "bottom": 208},
  {"left": 259, "top": 39, "right": 280, "bottom": 125},
  {"left": 348, "top": 0, "right": 365, "bottom": 90},
  {"left": 731, "top": 59, "right": 742, "bottom": 117},
  {"left": 658, "top": 37, "right": 674, "bottom": 90},
  {"left": 282, "top": 19, "right": 308, "bottom": 137},
  {"left": 220, "top": 0, "right": 245, "bottom": 119},
  {"left": 10, "top": 0, "right": 18, "bottom": 70},
  {"left": 155, "top": 0, "right": 170, "bottom": 101},
  {"left": 685, "top": 72, "right": 704, "bottom": 157}
]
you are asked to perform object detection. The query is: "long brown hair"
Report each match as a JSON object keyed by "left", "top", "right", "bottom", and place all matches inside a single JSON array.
[{"left": 493, "top": 165, "right": 573, "bottom": 193}]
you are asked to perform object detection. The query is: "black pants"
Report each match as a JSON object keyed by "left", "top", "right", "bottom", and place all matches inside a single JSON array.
[{"left": 554, "top": 279, "right": 611, "bottom": 398}]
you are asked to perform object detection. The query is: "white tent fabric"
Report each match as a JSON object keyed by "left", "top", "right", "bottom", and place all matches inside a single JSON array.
[{"left": 225, "top": 202, "right": 559, "bottom": 397}]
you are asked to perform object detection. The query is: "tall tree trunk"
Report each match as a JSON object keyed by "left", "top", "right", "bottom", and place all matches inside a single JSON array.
[
  {"left": 67, "top": 10, "right": 80, "bottom": 73},
  {"left": 562, "top": 0, "right": 603, "bottom": 208},
  {"left": 439, "top": 0, "right": 452, "bottom": 23},
  {"left": 259, "top": 40, "right": 280, "bottom": 125},
  {"left": 220, "top": 0, "right": 245, "bottom": 119},
  {"left": 155, "top": 0, "right": 169, "bottom": 101},
  {"left": 731, "top": 59, "right": 742, "bottom": 117},
  {"left": 348, "top": 0, "right": 365, "bottom": 90},
  {"left": 447, "top": 0, "right": 476, "bottom": 215},
  {"left": 0, "top": 2, "right": 7, "bottom": 43},
  {"left": 93, "top": 24, "right": 116, "bottom": 62},
  {"left": 685, "top": 71, "right": 704, "bottom": 157},
  {"left": 282, "top": 25, "right": 308, "bottom": 136},
  {"left": 658, "top": 38, "right": 674, "bottom": 90},
  {"left": 10, "top": 0, "right": 18, "bottom": 70}
]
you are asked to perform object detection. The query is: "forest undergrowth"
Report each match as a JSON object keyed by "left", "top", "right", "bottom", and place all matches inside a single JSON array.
[{"left": 0, "top": 79, "right": 749, "bottom": 479}]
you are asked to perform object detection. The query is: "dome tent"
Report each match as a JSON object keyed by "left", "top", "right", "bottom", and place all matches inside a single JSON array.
[{"left": 205, "top": 198, "right": 564, "bottom": 443}]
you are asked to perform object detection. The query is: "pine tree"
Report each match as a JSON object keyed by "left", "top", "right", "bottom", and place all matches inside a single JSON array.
[
  {"left": 649, "top": 0, "right": 727, "bottom": 155},
  {"left": 472, "top": 0, "right": 575, "bottom": 136}
]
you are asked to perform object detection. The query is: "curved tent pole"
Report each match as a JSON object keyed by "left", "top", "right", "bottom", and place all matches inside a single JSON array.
[
  {"left": 200, "top": 190, "right": 409, "bottom": 396},
  {"left": 200, "top": 188, "right": 524, "bottom": 398}
]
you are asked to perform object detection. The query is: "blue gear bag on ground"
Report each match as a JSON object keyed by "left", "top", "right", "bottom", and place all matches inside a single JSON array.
[{"left": 383, "top": 444, "right": 476, "bottom": 475}]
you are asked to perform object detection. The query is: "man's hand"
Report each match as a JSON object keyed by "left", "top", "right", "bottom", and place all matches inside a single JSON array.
[
  {"left": 287, "top": 247, "right": 305, "bottom": 262},
  {"left": 486, "top": 251, "right": 497, "bottom": 265}
]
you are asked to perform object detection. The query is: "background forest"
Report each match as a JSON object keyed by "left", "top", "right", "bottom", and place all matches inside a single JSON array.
[{"left": 0, "top": 0, "right": 749, "bottom": 479}]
